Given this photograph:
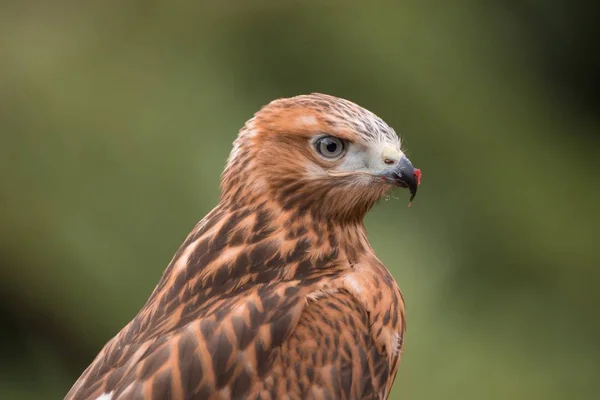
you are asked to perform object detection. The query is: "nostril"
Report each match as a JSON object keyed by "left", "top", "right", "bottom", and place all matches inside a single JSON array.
[{"left": 384, "top": 158, "right": 396, "bottom": 165}]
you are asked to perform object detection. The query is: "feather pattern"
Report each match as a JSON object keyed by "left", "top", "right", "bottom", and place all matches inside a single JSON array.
[{"left": 66, "top": 93, "right": 413, "bottom": 400}]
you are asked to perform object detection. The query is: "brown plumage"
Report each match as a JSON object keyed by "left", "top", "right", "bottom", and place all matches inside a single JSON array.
[{"left": 66, "top": 93, "right": 422, "bottom": 400}]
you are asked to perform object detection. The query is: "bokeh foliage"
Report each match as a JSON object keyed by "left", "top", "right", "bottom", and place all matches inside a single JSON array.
[{"left": 1, "top": 1, "right": 598, "bottom": 399}]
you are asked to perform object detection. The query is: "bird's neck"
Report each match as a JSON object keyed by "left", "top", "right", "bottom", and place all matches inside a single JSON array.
[
  {"left": 220, "top": 141, "right": 385, "bottom": 225},
  {"left": 220, "top": 174, "right": 382, "bottom": 226},
  {"left": 155, "top": 200, "right": 374, "bottom": 301}
]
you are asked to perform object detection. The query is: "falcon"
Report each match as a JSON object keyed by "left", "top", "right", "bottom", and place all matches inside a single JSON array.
[{"left": 66, "top": 93, "right": 422, "bottom": 400}]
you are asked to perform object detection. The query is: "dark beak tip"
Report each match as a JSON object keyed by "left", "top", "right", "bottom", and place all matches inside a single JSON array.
[
  {"left": 382, "top": 157, "right": 422, "bottom": 206},
  {"left": 407, "top": 168, "right": 422, "bottom": 207}
]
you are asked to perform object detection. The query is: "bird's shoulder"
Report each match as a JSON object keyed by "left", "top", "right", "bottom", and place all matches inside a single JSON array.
[
  {"left": 66, "top": 278, "right": 317, "bottom": 399},
  {"left": 66, "top": 204, "right": 405, "bottom": 399},
  {"left": 67, "top": 267, "right": 404, "bottom": 400}
]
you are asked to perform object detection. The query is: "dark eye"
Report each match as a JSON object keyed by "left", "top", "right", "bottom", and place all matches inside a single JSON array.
[{"left": 315, "top": 136, "right": 346, "bottom": 159}]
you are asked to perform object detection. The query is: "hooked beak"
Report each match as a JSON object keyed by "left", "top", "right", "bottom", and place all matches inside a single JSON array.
[{"left": 381, "top": 155, "right": 422, "bottom": 206}]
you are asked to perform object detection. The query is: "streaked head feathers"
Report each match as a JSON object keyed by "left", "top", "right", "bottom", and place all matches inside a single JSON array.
[{"left": 222, "top": 93, "right": 421, "bottom": 219}]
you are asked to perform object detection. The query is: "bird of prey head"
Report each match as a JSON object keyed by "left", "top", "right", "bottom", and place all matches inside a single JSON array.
[
  {"left": 222, "top": 93, "right": 421, "bottom": 222},
  {"left": 66, "top": 93, "right": 421, "bottom": 400}
]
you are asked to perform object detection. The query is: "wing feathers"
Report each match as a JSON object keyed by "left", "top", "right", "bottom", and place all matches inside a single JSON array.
[
  {"left": 69, "top": 282, "right": 310, "bottom": 399},
  {"left": 67, "top": 209, "right": 403, "bottom": 400}
]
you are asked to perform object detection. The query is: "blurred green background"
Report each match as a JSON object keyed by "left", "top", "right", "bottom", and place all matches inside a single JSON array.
[{"left": 1, "top": 1, "right": 598, "bottom": 399}]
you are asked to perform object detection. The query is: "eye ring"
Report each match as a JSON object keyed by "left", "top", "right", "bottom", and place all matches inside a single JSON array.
[{"left": 314, "top": 136, "right": 346, "bottom": 159}]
